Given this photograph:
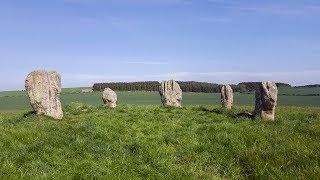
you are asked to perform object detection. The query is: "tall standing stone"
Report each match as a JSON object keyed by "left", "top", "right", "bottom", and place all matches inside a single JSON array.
[
  {"left": 254, "top": 81, "right": 278, "bottom": 121},
  {"left": 25, "top": 70, "right": 63, "bottom": 119},
  {"left": 102, "top": 88, "right": 117, "bottom": 108},
  {"left": 159, "top": 80, "right": 182, "bottom": 107},
  {"left": 221, "top": 84, "right": 233, "bottom": 109}
]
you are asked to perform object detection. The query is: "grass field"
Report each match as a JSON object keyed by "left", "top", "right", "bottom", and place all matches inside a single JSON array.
[
  {"left": 0, "top": 88, "right": 320, "bottom": 178},
  {"left": 278, "top": 87, "right": 320, "bottom": 95},
  {"left": 0, "top": 104, "right": 319, "bottom": 179},
  {"left": 1, "top": 87, "right": 320, "bottom": 112}
]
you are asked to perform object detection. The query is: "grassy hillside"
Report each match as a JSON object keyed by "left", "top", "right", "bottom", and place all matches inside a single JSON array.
[
  {"left": 0, "top": 104, "right": 319, "bottom": 179},
  {"left": 1, "top": 88, "right": 320, "bottom": 112}
]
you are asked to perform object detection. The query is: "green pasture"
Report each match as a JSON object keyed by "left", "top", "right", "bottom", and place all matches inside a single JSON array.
[
  {"left": 0, "top": 105, "right": 319, "bottom": 179},
  {"left": 1, "top": 87, "right": 320, "bottom": 112},
  {"left": 0, "top": 87, "right": 320, "bottom": 178},
  {"left": 279, "top": 87, "right": 320, "bottom": 95}
]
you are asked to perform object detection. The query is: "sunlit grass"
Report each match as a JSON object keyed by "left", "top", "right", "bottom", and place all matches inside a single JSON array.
[{"left": 0, "top": 104, "right": 319, "bottom": 179}]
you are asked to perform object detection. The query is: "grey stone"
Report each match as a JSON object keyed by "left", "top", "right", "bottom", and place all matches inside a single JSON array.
[
  {"left": 254, "top": 81, "right": 278, "bottom": 121},
  {"left": 25, "top": 70, "right": 63, "bottom": 119},
  {"left": 221, "top": 85, "right": 233, "bottom": 109},
  {"left": 102, "top": 88, "right": 117, "bottom": 108},
  {"left": 81, "top": 88, "right": 93, "bottom": 93},
  {"left": 159, "top": 80, "right": 182, "bottom": 107}
]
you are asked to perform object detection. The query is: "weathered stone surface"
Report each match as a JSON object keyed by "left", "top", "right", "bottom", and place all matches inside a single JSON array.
[
  {"left": 159, "top": 80, "right": 182, "bottom": 107},
  {"left": 254, "top": 81, "right": 278, "bottom": 121},
  {"left": 25, "top": 70, "right": 63, "bottom": 119},
  {"left": 81, "top": 88, "right": 93, "bottom": 93},
  {"left": 102, "top": 88, "right": 117, "bottom": 108},
  {"left": 221, "top": 84, "right": 233, "bottom": 109}
]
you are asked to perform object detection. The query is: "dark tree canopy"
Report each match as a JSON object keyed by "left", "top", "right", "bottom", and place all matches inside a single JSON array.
[
  {"left": 93, "top": 81, "right": 291, "bottom": 93},
  {"left": 238, "top": 82, "right": 291, "bottom": 92},
  {"left": 294, "top": 84, "right": 320, "bottom": 88}
]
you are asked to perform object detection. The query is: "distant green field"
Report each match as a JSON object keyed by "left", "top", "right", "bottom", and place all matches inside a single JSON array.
[
  {"left": 0, "top": 87, "right": 86, "bottom": 98},
  {"left": 279, "top": 87, "right": 320, "bottom": 95},
  {"left": 0, "top": 87, "right": 320, "bottom": 112}
]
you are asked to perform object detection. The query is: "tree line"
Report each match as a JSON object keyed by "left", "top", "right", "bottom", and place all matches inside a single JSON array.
[
  {"left": 93, "top": 81, "right": 160, "bottom": 92},
  {"left": 294, "top": 84, "right": 320, "bottom": 88},
  {"left": 93, "top": 81, "right": 291, "bottom": 93},
  {"left": 238, "top": 82, "right": 291, "bottom": 93}
]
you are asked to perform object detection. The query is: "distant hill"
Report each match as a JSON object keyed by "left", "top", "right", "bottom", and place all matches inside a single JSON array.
[{"left": 294, "top": 84, "right": 320, "bottom": 88}]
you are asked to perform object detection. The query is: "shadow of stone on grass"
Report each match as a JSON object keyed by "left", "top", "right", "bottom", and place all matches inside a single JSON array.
[
  {"left": 233, "top": 112, "right": 255, "bottom": 120},
  {"left": 206, "top": 107, "right": 256, "bottom": 120},
  {"left": 23, "top": 111, "right": 37, "bottom": 118}
]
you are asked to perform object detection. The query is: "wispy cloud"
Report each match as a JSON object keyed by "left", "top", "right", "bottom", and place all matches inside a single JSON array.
[
  {"left": 59, "top": 0, "right": 320, "bottom": 15},
  {"left": 78, "top": 16, "right": 134, "bottom": 29},
  {"left": 306, "top": 5, "right": 320, "bottom": 10},
  {"left": 227, "top": 5, "right": 303, "bottom": 15},
  {"left": 207, "top": 1, "right": 320, "bottom": 15},
  {"left": 62, "top": 0, "right": 191, "bottom": 5},
  {"left": 120, "top": 61, "right": 170, "bottom": 65},
  {"left": 199, "top": 17, "right": 232, "bottom": 23},
  {"left": 108, "top": 17, "right": 133, "bottom": 28}
]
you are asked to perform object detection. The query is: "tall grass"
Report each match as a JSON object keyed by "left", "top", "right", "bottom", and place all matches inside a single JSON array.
[{"left": 0, "top": 104, "right": 319, "bottom": 179}]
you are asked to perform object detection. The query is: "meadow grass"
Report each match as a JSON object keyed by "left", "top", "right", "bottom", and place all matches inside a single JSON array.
[{"left": 0, "top": 104, "right": 319, "bottom": 179}]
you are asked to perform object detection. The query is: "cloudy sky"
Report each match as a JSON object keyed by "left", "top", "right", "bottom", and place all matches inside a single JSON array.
[{"left": 1, "top": 0, "right": 320, "bottom": 91}]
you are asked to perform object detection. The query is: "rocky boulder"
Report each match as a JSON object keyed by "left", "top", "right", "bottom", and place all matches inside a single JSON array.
[
  {"left": 159, "top": 80, "right": 182, "bottom": 107},
  {"left": 254, "top": 81, "right": 278, "bottom": 121},
  {"left": 221, "top": 84, "right": 233, "bottom": 109},
  {"left": 25, "top": 70, "right": 63, "bottom": 119},
  {"left": 102, "top": 88, "right": 117, "bottom": 108}
]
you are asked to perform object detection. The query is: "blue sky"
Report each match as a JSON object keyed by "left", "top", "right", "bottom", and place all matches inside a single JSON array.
[{"left": 1, "top": 0, "right": 320, "bottom": 91}]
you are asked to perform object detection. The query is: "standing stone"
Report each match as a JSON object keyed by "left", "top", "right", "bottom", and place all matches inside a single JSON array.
[
  {"left": 81, "top": 88, "right": 93, "bottom": 93},
  {"left": 159, "top": 80, "right": 182, "bottom": 107},
  {"left": 254, "top": 81, "right": 278, "bottom": 121},
  {"left": 221, "top": 85, "right": 233, "bottom": 109},
  {"left": 102, "top": 88, "right": 117, "bottom": 108},
  {"left": 25, "top": 70, "right": 63, "bottom": 119}
]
